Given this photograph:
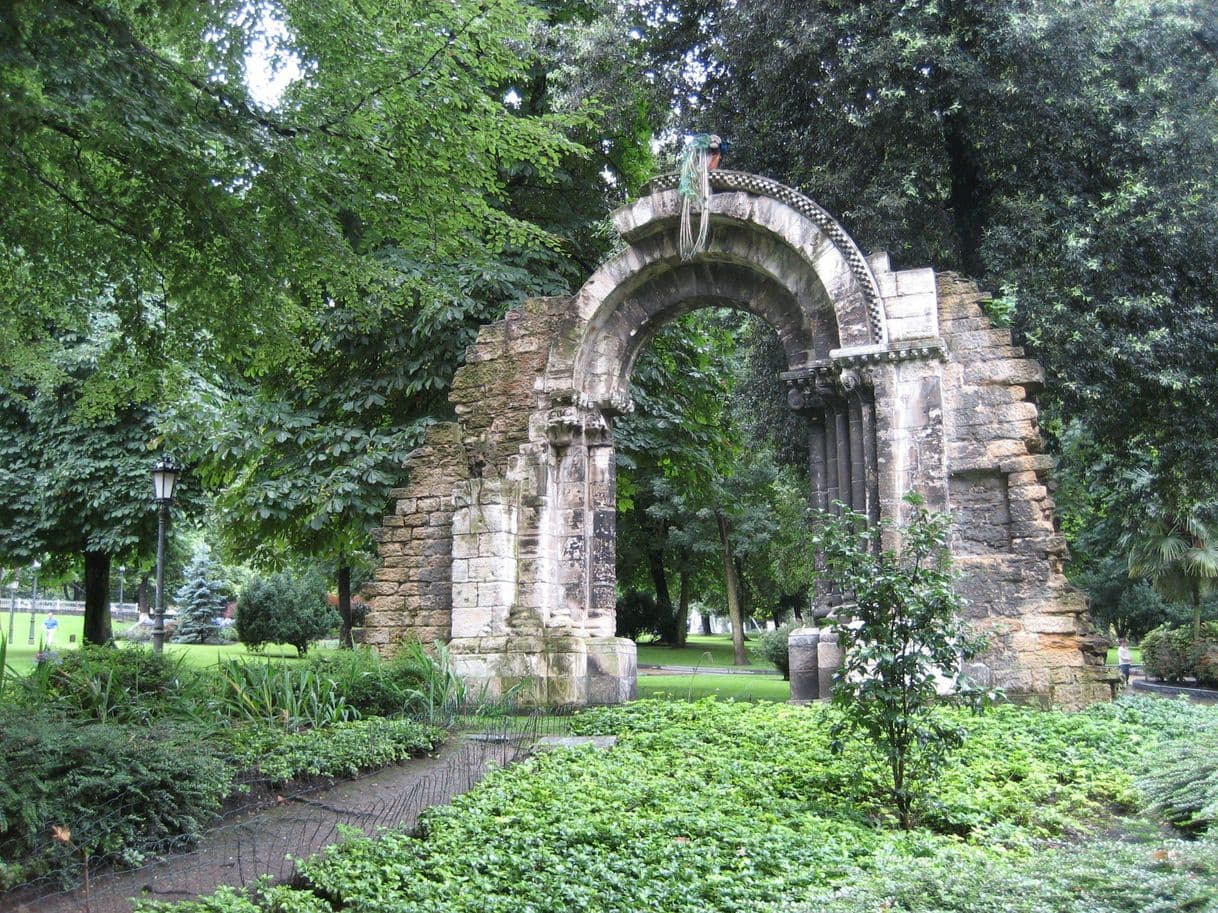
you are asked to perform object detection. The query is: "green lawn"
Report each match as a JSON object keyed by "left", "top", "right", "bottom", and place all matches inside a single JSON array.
[
  {"left": 637, "top": 671, "right": 790, "bottom": 702},
  {"left": 1105, "top": 647, "right": 1143, "bottom": 664},
  {"left": 634, "top": 633, "right": 771, "bottom": 670},
  {"left": 1, "top": 612, "right": 323, "bottom": 674}
]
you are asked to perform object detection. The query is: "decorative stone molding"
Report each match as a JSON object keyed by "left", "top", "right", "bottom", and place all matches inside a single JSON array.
[{"left": 647, "top": 171, "right": 886, "bottom": 344}]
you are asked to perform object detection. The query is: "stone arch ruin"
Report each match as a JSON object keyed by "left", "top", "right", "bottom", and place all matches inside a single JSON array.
[{"left": 364, "top": 171, "right": 1114, "bottom": 709}]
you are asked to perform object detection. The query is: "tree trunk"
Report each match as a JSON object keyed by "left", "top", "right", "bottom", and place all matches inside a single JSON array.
[
  {"left": 675, "top": 566, "right": 691, "bottom": 648},
  {"left": 137, "top": 575, "right": 151, "bottom": 623},
  {"left": 338, "top": 564, "right": 354, "bottom": 649},
  {"left": 83, "top": 551, "right": 112, "bottom": 645},
  {"left": 646, "top": 530, "right": 676, "bottom": 643},
  {"left": 1193, "top": 580, "right": 1202, "bottom": 643},
  {"left": 716, "top": 510, "right": 747, "bottom": 665},
  {"left": 945, "top": 116, "right": 987, "bottom": 277},
  {"left": 701, "top": 612, "right": 713, "bottom": 635}
]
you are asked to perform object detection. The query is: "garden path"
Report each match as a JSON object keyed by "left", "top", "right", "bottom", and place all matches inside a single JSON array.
[{"left": 16, "top": 731, "right": 531, "bottom": 913}]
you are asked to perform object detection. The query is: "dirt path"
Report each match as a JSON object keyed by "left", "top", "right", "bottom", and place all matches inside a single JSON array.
[{"left": 16, "top": 733, "right": 525, "bottom": 913}]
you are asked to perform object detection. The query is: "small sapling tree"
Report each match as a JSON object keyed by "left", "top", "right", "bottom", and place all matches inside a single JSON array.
[
  {"left": 172, "top": 552, "right": 224, "bottom": 644},
  {"left": 814, "top": 493, "right": 990, "bottom": 829}
]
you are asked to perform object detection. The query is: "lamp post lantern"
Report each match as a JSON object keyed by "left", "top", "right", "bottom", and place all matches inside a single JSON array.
[
  {"left": 151, "top": 457, "right": 180, "bottom": 654},
  {"left": 7, "top": 580, "right": 16, "bottom": 643},
  {"left": 26, "top": 559, "right": 40, "bottom": 645}
]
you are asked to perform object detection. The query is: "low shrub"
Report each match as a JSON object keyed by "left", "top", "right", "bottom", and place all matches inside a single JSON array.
[
  {"left": 752, "top": 623, "right": 797, "bottom": 679},
  {"left": 786, "top": 836, "right": 1218, "bottom": 913},
  {"left": 1141, "top": 625, "right": 1196, "bottom": 681},
  {"left": 0, "top": 709, "right": 231, "bottom": 889},
  {"left": 19, "top": 644, "right": 203, "bottom": 724},
  {"left": 223, "top": 718, "right": 444, "bottom": 784},
  {"left": 615, "top": 589, "right": 664, "bottom": 642},
  {"left": 1139, "top": 727, "right": 1218, "bottom": 836},
  {"left": 1141, "top": 622, "right": 1218, "bottom": 681},
  {"left": 236, "top": 572, "right": 339, "bottom": 656},
  {"left": 302, "top": 648, "right": 426, "bottom": 718},
  {"left": 214, "top": 660, "right": 356, "bottom": 731}
]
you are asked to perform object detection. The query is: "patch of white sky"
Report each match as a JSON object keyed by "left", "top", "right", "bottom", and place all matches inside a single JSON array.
[{"left": 242, "top": 4, "right": 301, "bottom": 108}]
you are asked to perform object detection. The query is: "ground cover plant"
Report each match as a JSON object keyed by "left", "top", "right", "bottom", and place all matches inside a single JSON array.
[
  {"left": 0, "top": 644, "right": 450, "bottom": 893},
  {"left": 146, "top": 695, "right": 1218, "bottom": 913}
]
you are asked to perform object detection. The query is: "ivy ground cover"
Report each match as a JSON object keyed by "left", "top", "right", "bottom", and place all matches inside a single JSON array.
[{"left": 147, "top": 697, "right": 1218, "bottom": 913}]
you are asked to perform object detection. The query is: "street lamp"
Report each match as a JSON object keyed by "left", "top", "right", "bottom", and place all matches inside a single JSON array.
[
  {"left": 151, "top": 457, "right": 180, "bottom": 654},
  {"left": 118, "top": 565, "right": 126, "bottom": 618},
  {"left": 26, "top": 559, "right": 40, "bottom": 645},
  {"left": 7, "top": 580, "right": 16, "bottom": 643}
]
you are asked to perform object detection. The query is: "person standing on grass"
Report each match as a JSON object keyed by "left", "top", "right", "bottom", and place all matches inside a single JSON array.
[
  {"left": 43, "top": 610, "right": 58, "bottom": 646},
  {"left": 1117, "top": 638, "right": 1132, "bottom": 687}
]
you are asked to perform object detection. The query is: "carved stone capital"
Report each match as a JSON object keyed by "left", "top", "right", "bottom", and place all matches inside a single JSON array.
[{"left": 545, "top": 406, "right": 612, "bottom": 447}]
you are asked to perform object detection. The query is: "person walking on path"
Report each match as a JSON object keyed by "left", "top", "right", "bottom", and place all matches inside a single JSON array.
[
  {"left": 43, "top": 611, "right": 58, "bottom": 646},
  {"left": 1117, "top": 638, "right": 1133, "bottom": 687}
]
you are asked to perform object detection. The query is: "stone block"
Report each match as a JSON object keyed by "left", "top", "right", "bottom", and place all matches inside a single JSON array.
[
  {"left": 1023, "top": 613, "right": 1084, "bottom": 635},
  {"left": 817, "top": 631, "right": 842, "bottom": 701},
  {"left": 788, "top": 628, "right": 821, "bottom": 703},
  {"left": 586, "top": 637, "right": 637, "bottom": 704}
]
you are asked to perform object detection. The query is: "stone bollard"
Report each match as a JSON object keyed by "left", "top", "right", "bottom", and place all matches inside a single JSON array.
[
  {"left": 788, "top": 627, "right": 821, "bottom": 703},
  {"left": 817, "top": 630, "right": 842, "bottom": 701}
]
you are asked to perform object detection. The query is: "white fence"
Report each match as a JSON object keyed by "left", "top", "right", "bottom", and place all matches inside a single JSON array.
[{"left": 2, "top": 599, "right": 141, "bottom": 618}]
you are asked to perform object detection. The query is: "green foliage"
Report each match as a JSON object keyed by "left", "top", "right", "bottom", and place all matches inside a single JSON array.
[
  {"left": 1140, "top": 622, "right": 1218, "bottom": 683},
  {"left": 222, "top": 718, "right": 443, "bottom": 786},
  {"left": 0, "top": 0, "right": 583, "bottom": 401},
  {"left": 0, "top": 708, "right": 231, "bottom": 888},
  {"left": 392, "top": 640, "right": 477, "bottom": 725},
  {"left": 1139, "top": 726, "right": 1218, "bottom": 838},
  {"left": 614, "top": 589, "right": 665, "bottom": 642},
  {"left": 752, "top": 623, "right": 797, "bottom": 679},
  {"left": 146, "top": 696, "right": 1217, "bottom": 912},
  {"left": 301, "top": 648, "right": 427, "bottom": 719},
  {"left": 214, "top": 661, "right": 355, "bottom": 732},
  {"left": 236, "top": 571, "right": 338, "bottom": 657},
  {"left": 137, "top": 881, "right": 334, "bottom": 913},
  {"left": 788, "top": 836, "right": 1218, "bottom": 913},
  {"left": 815, "top": 495, "right": 989, "bottom": 829},
  {"left": 1123, "top": 500, "right": 1218, "bottom": 642},
  {"left": 19, "top": 644, "right": 202, "bottom": 725},
  {"left": 173, "top": 552, "right": 224, "bottom": 644}
]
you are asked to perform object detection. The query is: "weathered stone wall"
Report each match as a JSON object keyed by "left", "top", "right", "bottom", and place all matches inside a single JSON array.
[
  {"left": 936, "top": 275, "right": 1114, "bottom": 707},
  {"left": 364, "top": 422, "right": 466, "bottom": 650}
]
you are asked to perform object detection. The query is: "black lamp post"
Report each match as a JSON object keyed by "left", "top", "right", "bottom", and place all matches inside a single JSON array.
[
  {"left": 151, "top": 457, "right": 180, "bottom": 654},
  {"left": 26, "top": 559, "right": 40, "bottom": 645}
]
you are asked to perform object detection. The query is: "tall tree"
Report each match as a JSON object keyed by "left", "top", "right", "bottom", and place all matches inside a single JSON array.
[
  {"left": 1, "top": 0, "right": 582, "bottom": 406},
  {"left": 0, "top": 328, "right": 168, "bottom": 643},
  {"left": 613, "top": 0, "right": 1218, "bottom": 508}
]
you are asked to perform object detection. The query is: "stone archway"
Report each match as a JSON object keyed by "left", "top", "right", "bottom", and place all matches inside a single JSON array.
[{"left": 364, "top": 171, "right": 1114, "bottom": 709}]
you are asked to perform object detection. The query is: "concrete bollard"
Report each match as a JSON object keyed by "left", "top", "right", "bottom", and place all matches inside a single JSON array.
[
  {"left": 817, "top": 629, "right": 842, "bottom": 701},
  {"left": 788, "top": 627, "right": 821, "bottom": 703}
]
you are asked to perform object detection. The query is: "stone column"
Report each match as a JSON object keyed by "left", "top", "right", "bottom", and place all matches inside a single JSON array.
[
  {"left": 788, "top": 627, "right": 821, "bottom": 702},
  {"left": 860, "top": 381, "right": 880, "bottom": 527},
  {"left": 824, "top": 402, "right": 840, "bottom": 507},
  {"left": 817, "top": 629, "right": 842, "bottom": 701},
  {"left": 586, "top": 442, "right": 617, "bottom": 637},
  {"left": 450, "top": 479, "right": 518, "bottom": 639},
  {"left": 834, "top": 402, "right": 850, "bottom": 513},
  {"left": 807, "top": 407, "right": 828, "bottom": 512},
  {"left": 844, "top": 370, "right": 867, "bottom": 513}
]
